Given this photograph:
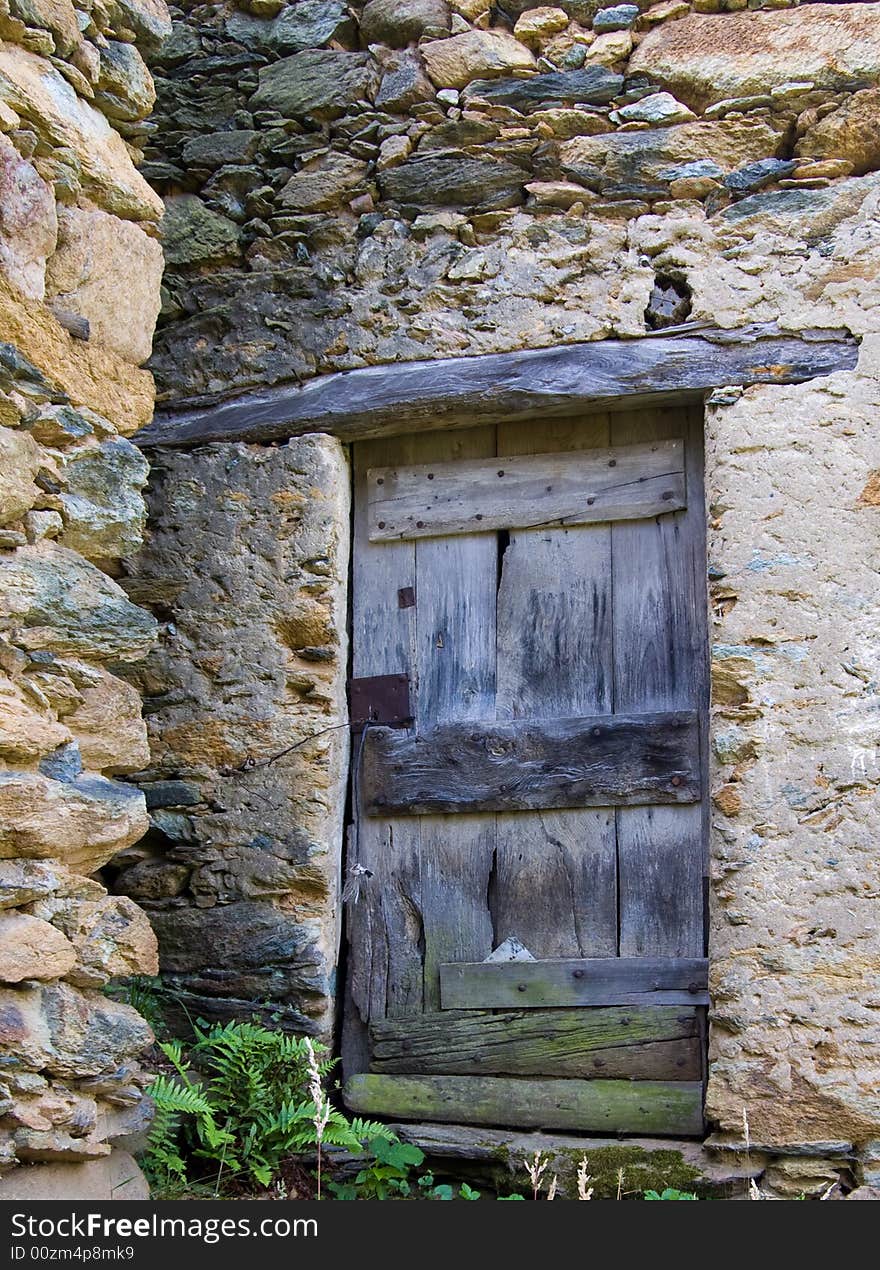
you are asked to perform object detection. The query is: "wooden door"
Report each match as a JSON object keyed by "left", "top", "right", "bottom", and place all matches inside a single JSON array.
[{"left": 342, "top": 405, "right": 708, "bottom": 1137}]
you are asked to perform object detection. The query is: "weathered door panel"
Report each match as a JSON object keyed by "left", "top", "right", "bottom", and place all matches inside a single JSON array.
[{"left": 343, "top": 406, "right": 709, "bottom": 1136}]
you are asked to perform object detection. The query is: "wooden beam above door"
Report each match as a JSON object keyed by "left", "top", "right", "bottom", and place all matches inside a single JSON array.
[{"left": 135, "top": 323, "right": 858, "bottom": 449}]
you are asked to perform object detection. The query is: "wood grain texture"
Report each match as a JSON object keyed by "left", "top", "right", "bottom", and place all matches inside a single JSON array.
[
  {"left": 612, "top": 406, "right": 708, "bottom": 959},
  {"left": 440, "top": 957, "right": 708, "bottom": 1009},
  {"left": 412, "top": 427, "right": 497, "bottom": 1011},
  {"left": 362, "top": 710, "right": 701, "bottom": 815},
  {"left": 345, "top": 435, "right": 423, "bottom": 1059},
  {"left": 370, "top": 1006, "right": 701, "bottom": 1079},
  {"left": 493, "top": 413, "right": 617, "bottom": 957},
  {"left": 367, "top": 439, "right": 686, "bottom": 541},
  {"left": 138, "top": 324, "right": 858, "bottom": 448},
  {"left": 344, "top": 1073, "right": 705, "bottom": 1135}
]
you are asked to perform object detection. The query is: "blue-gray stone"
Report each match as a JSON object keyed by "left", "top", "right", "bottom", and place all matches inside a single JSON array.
[
  {"left": 461, "top": 66, "right": 623, "bottom": 113},
  {"left": 141, "top": 781, "right": 202, "bottom": 810},
  {"left": 39, "top": 742, "right": 83, "bottom": 784},
  {"left": 593, "top": 4, "right": 640, "bottom": 31},
  {"left": 659, "top": 160, "right": 725, "bottom": 182},
  {"left": 724, "top": 158, "right": 798, "bottom": 194}
]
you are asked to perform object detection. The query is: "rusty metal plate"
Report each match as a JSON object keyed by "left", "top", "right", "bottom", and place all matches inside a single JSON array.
[{"left": 350, "top": 673, "right": 412, "bottom": 730}]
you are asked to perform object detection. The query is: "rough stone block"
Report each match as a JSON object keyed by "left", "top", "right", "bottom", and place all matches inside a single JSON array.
[
  {"left": 58, "top": 437, "right": 149, "bottom": 564},
  {"left": 0, "top": 45, "right": 163, "bottom": 221},
  {"left": 0, "top": 275, "right": 156, "bottom": 435},
  {"left": 421, "top": 30, "right": 536, "bottom": 88},
  {"left": 250, "top": 49, "right": 379, "bottom": 121},
  {"left": 0, "top": 770, "right": 148, "bottom": 872},
  {"left": 0, "top": 543, "right": 157, "bottom": 661},
  {"left": 45, "top": 206, "right": 164, "bottom": 366},
  {"left": 0, "top": 134, "right": 56, "bottom": 301},
  {"left": 0, "top": 425, "right": 41, "bottom": 525},
  {"left": 629, "top": 5, "right": 880, "bottom": 110},
  {"left": 0, "top": 982, "right": 153, "bottom": 1079},
  {"left": 0, "top": 911, "right": 76, "bottom": 982},
  {"left": 0, "top": 1150, "right": 149, "bottom": 1199}
]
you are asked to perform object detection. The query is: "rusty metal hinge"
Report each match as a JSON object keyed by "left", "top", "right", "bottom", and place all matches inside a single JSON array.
[{"left": 349, "top": 673, "right": 412, "bottom": 730}]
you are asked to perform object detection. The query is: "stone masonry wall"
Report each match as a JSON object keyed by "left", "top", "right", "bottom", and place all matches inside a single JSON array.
[
  {"left": 136, "top": 0, "right": 880, "bottom": 1169},
  {"left": 114, "top": 438, "right": 349, "bottom": 1041},
  {"left": 0, "top": 0, "right": 170, "bottom": 1197}
]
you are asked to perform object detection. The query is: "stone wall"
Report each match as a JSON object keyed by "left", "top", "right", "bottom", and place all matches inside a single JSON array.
[
  {"left": 0, "top": 0, "right": 170, "bottom": 1197},
  {"left": 114, "top": 438, "right": 349, "bottom": 1041},
  {"left": 134, "top": 0, "right": 880, "bottom": 1170}
]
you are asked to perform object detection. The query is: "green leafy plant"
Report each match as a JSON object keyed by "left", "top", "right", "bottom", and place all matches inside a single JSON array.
[
  {"left": 146, "top": 1021, "right": 392, "bottom": 1192},
  {"left": 644, "top": 1188, "right": 699, "bottom": 1201},
  {"left": 104, "top": 975, "right": 169, "bottom": 1040},
  {"left": 327, "top": 1138, "right": 483, "bottom": 1201}
]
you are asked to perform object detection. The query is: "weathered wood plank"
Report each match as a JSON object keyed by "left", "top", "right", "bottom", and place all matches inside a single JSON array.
[
  {"left": 344, "top": 436, "right": 423, "bottom": 1066},
  {"left": 363, "top": 710, "right": 701, "bottom": 816},
  {"left": 367, "top": 439, "right": 685, "bottom": 541},
  {"left": 493, "top": 413, "right": 617, "bottom": 957},
  {"left": 612, "top": 406, "right": 707, "bottom": 959},
  {"left": 344, "top": 1073, "right": 705, "bottom": 1135},
  {"left": 370, "top": 1007, "right": 701, "bottom": 1079},
  {"left": 413, "top": 427, "right": 497, "bottom": 1011},
  {"left": 137, "top": 324, "right": 859, "bottom": 448},
  {"left": 440, "top": 957, "right": 708, "bottom": 1010}
]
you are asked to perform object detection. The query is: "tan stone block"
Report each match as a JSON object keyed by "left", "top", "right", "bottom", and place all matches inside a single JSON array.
[
  {"left": 0, "top": 45, "right": 162, "bottom": 221},
  {"left": 44, "top": 206, "right": 163, "bottom": 366},
  {"left": 712, "top": 783, "right": 743, "bottom": 817},
  {"left": 630, "top": 5, "right": 880, "bottom": 110},
  {"left": 0, "top": 770, "right": 148, "bottom": 873},
  {"left": 0, "top": 912, "right": 76, "bottom": 982},
  {"left": 0, "top": 276, "right": 155, "bottom": 434},
  {"left": 790, "top": 159, "right": 855, "bottom": 181},
  {"left": 278, "top": 153, "right": 369, "bottom": 213},
  {"left": 857, "top": 470, "right": 880, "bottom": 507},
  {"left": 0, "top": 134, "right": 56, "bottom": 301},
  {"left": 525, "top": 179, "right": 595, "bottom": 208},
  {"left": 530, "top": 107, "right": 612, "bottom": 139},
  {"left": 0, "top": 1149, "right": 149, "bottom": 1199},
  {"left": 45, "top": 893, "right": 158, "bottom": 986},
  {"left": 795, "top": 88, "right": 880, "bottom": 178},
  {"left": 421, "top": 30, "right": 536, "bottom": 89},
  {"left": 12, "top": 0, "right": 81, "bottom": 57},
  {"left": 560, "top": 118, "right": 783, "bottom": 183},
  {"left": 0, "top": 673, "right": 71, "bottom": 761},
  {"left": 0, "top": 425, "right": 41, "bottom": 525},
  {"left": 585, "top": 30, "right": 633, "bottom": 65},
  {"left": 639, "top": 0, "right": 691, "bottom": 27},
  {"left": 669, "top": 175, "right": 721, "bottom": 199},
  {"left": 513, "top": 7, "right": 570, "bottom": 49},
  {"left": 63, "top": 667, "right": 149, "bottom": 776}
]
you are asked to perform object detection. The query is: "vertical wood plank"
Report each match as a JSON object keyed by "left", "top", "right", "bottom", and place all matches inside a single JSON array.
[
  {"left": 612, "top": 405, "right": 707, "bottom": 958},
  {"left": 345, "top": 436, "right": 423, "bottom": 1073},
  {"left": 493, "top": 415, "right": 618, "bottom": 958},
  {"left": 413, "top": 427, "right": 498, "bottom": 1009}
]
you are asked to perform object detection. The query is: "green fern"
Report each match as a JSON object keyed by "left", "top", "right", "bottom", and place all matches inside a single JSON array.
[{"left": 145, "top": 1020, "right": 395, "bottom": 1193}]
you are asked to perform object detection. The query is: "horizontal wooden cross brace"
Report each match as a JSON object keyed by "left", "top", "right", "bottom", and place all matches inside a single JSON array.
[{"left": 362, "top": 709, "right": 700, "bottom": 815}]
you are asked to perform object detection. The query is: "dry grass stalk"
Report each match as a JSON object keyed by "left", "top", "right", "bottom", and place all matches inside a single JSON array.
[
  {"left": 743, "top": 1107, "right": 766, "bottom": 1200},
  {"left": 577, "top": 1155, "right": 594, "bottom": 1201},
  {"left": 524, "top": 1150, "right": 550, "bottom": 1200},
  {"left": 547, "top": 1175, "right": 559, "bottom": 1201},
  {"left": 305, "top": 1038, "right": 331, "bottom": 1200}
]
